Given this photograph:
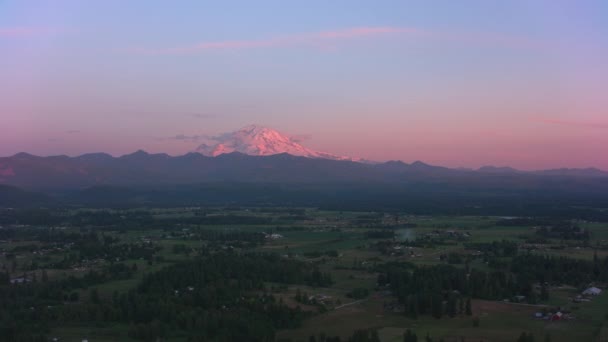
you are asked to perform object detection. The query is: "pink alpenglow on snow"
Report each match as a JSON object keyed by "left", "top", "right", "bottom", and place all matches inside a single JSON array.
[{"left": 195, "top": 125, "right": 360, "bottom": 162}]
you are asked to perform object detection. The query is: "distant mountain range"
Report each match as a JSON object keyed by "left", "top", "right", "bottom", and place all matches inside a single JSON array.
[
  {"left": 0, "top": 149, "right": 606, "bottom": 191},
  {"left": 1, "top": 124, "right": 606, "bottom": 191},
  {"left": 1, "top": 143, "right": 607, "bottom": 215},
  {"left": 476, "top": 165, "right": 608, "bottom": 177}
]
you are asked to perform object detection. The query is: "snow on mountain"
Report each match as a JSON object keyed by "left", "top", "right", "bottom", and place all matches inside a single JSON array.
[{"left": 195, "top": 125, "right": 359, "bottom": 161}]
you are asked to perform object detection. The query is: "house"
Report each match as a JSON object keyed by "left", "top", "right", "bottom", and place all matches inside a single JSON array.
[
  {"left": 582, "top": 287, "right": 602, "bottom": 296},
  {"left": 514, "top": 295, "right": 526, "bottom": 302},
  {"left": 574, "top": 295, "right": 591, "bottom": 303},
  {"left": 307, "top": 294, "right": 333, "bottom": 304},
  {"left": 10, "top": 277, "right": 30, "bottom": 284},
  {"left": 262, "top": 232, "right": 283, "bottom": 240},
  {"left": 551, "top": 312, "right": 563, "bottom": 321}
]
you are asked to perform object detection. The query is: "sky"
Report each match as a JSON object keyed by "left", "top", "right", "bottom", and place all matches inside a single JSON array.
[{"left": 1, "top": 0, "right": 607, "bottom": 170}]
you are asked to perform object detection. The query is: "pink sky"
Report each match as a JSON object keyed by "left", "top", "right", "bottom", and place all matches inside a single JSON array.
[{"left": 1, "top": 1, "right": 607, "bottom": 170}]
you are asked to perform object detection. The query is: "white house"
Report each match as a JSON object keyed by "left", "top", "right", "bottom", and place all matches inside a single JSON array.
[{"left": 582, "top": 287, "right": 602, "bottom": 296}]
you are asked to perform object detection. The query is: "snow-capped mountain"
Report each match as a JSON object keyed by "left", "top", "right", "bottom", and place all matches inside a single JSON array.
[{"left": 195, "top": 125, "right": 359, "bottom": 161}]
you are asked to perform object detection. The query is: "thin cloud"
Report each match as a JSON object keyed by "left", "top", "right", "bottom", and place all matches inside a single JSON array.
[
  {"left": 291, "top": 134, "right": 313, "bottom": 143},
  {"left": 163, "top": 134, "right": 207, "bottom": 142},
  {"left": 534, "top": 118, "right": 608, "bottom": 129},
  {"left": 65, "top": 130, "right": 81, "bottom": 134},
  {"left": 129, "top": 26, "right": 540, "bottom": 55},
  {"left": 130, "top": 26, "right": 420, "bottom": 55}
]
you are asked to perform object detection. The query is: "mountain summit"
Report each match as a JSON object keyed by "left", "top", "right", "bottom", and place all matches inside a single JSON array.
[{"left": 195, "top": 125, "right": 358, "bottom": 161}]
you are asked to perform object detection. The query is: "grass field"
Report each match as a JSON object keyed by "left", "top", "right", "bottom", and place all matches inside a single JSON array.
[{"left": 3, "top": 208, "right": 606, "bottom": 341}]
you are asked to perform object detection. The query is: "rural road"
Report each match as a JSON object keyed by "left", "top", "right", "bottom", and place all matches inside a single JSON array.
[{"left": 334, "top": 298, "right": 369, "bottom": 310}]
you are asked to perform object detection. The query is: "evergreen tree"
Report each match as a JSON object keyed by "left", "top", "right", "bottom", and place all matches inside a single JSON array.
[
  {"left": 517, "top": 333, "right": 528, "bottom": 342},
  {"left": 447, "top": 292, "right": 457, "bottom": 317},
  {"left": 431, "top": 294, "right": 443, "bottom": 319},
  {"left": 370, "top": 329, "right": 381, "bottom": 342},
  {"left": 89, "top": 288, "right": 100, "bottom": 304},
  {"left": 517, "top": 332, "right": 535, "bottom": 342},
  {"left": 407, "top": 295, "right": 418, "bottom": 319},
  {"left": 540, "top": 284, "right": 549, "bottom": 301},
  {"left": 458, "top": 296, "right": 464, "bottom": 315},
  {"left": 403, "top": 329, "right": 418, "bottom": 342}
]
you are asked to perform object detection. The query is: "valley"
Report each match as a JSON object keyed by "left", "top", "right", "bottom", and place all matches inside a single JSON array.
[{"left": 2, "top": 207, "right": 607, "bottom": 341}]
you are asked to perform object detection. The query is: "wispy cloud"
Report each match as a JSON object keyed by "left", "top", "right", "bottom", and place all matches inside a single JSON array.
[
  {"left": 291, "top": 134, "right": 313, "bottom": 143},
  {"left": 534, "top": 118, "right": 608, "bottom": 129},
  {"left": 161, "top": 134, "right": 207, "bottom": 142},
  {"left": 128, "top": 26, "right": 540, "bottom": 55},
  {"left": 130, "top": 26, "right": 420, "bottom": 55},
  {"left": 65, "top": 130, "right": 81, "bottom": 134}
]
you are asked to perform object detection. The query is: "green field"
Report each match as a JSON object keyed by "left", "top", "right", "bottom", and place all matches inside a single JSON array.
[{"left": 1, "top": 208, "right": 607, "bottom": 341}]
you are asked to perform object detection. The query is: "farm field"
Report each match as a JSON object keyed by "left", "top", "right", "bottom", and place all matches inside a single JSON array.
[{"left": 1, "top": 207, "right": 607, "bottom": 341}]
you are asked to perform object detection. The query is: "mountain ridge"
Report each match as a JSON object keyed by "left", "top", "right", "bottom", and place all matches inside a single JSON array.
[{"left": 0, "top": 150, "right": 606, "bottom": 191}]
